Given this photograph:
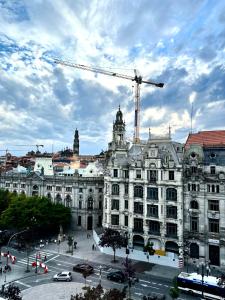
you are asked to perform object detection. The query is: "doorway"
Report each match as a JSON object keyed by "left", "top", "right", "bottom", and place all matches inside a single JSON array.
[
  {"left": 87, "top": 216, "right": 93, "bottom": 230},
  {"left": 209, "top": 245, "right": 220, "bottom": 266},
  {"left": 78, "top": 216, "right": 81, "bottom": 226}
]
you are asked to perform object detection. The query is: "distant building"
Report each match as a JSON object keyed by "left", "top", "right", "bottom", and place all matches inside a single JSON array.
[{"left": 183, "top": 130, "right": 225, "bottom": 267}]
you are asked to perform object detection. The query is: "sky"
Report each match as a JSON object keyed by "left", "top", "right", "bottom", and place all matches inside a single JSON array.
[{"left": 0, "top": 0, "right": 225, "bottom": 155}]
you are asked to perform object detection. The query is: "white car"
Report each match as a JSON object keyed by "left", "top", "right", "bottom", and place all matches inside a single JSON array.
[{"left": 53, "top": 271, "right": 72, "bottom": 282}]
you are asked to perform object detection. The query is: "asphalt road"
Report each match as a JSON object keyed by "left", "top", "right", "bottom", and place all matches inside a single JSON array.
[{"left": 1, "top": 248, "right": 196, "bottom": 300}]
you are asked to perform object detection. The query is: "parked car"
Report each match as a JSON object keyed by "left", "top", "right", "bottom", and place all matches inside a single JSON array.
[
  {"left": 73, "top": 263, "right": 94, "bottom": 275},
  {"left": 53, "top": 271, "right": 72, "bottom": 282},
  {"left": 107, "top": 270, "right": 126, "bottom": 283}
]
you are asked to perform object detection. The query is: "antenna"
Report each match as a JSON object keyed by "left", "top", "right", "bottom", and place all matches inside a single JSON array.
[{"left": 190, "top": 102, "right": 194, "bottom": 133}]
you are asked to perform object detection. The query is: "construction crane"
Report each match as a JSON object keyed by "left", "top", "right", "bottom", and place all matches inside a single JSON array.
[
  {"left": 10, "top": 144, "right": 44, "bottom": 152},
  {"left": 54, "top": 58, "right": 164, "bottom": 143}
]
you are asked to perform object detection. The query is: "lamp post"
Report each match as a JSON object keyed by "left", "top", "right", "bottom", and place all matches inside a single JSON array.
[
  {"left": 200, "top": 261, "right": 210, "bottom": 298},
  {"left": 4, "top": 228, "right": 29, "bottom": 283},
  {"left": 99, "top": 265, "right": 102, "bottom": 287}
]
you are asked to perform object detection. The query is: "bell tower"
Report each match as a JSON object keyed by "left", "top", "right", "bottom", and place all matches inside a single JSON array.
[
  {"left": 112, "top": 106, "right": 126, "bottom": 146},
  {"left": 73, "top": 128, "right": 79, "bottom": 155}
]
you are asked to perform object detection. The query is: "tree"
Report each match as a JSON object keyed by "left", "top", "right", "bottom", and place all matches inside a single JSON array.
[
  {"left": 67, "top": 236, "right": 73, "bottom": 253},
  {"left": 169, "top": 277, "right": 180, "bottom": 300},
  {"left": 122, "top": 257, "right": 137, "bottom": 300},
  {"left": 99, "top": 228, "right": 125, "bottom": 262},
  {"left": 1, "top": 283, "right": 22, "bottom": 300},
  {"left": 143, "top": 241, "right": 155, "bottom": 256},
  {"left": 70, "top": 285, "right": 125, "bottom": 300}
]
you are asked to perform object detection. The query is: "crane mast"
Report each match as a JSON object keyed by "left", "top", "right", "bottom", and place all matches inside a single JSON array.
[{"left": 54, "top": 58, "right": 164, "bottom": 143}]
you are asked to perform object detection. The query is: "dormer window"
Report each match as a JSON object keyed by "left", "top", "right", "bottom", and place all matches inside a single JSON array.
[
  {"left": 190, "top": 152, "right": 196, "bottom": 158},
  {"left": 210, "top": 153, "right": 216, "bottom": 158},
  {"left": 210, "top": 166, "right": 216, "bottom": 175}
]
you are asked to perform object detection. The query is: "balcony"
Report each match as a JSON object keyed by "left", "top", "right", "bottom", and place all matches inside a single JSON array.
[
  {"left": 133, "top": 228, "right": 144, "bottom": 234},
  {"left": 165, "top": 234, "right": 178, "bottom": 239},
  {"left": 148, "top": 230, "right": 160, "bottom": 236}
]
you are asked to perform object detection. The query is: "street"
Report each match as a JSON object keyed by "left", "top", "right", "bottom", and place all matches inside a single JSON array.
[{"left": 0, "top": 246, "right": 196, "bottom": 300}]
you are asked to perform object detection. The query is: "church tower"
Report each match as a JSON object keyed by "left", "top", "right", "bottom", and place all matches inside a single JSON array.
[{"left": 73, "top": 129, "right": 79, "bottom": 155}]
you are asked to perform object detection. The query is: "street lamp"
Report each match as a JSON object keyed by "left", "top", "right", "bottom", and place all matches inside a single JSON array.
[
  {"left": 200, "top": 261, "right": 211, "bottom": 298},
  {"left": 99, "top": 265, "right": 102, "bottom": 287},
  {"left": 4, "top": 228, "right": 29, "bottom": 283}
]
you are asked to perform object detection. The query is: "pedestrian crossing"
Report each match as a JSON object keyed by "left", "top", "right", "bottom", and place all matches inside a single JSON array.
[{"left": 16, "top": 251, "right": 55, "bottom": 266}]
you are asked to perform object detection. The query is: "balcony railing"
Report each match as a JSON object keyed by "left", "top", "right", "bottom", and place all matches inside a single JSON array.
[
  {"left": 133, "top": 228, "right": 144, "bottom": 234},
  {"left": 148, "top": 230, "right": 160, "bottom": 236}
]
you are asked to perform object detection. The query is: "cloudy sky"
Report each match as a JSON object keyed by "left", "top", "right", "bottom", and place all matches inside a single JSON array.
[{"left": 0, "top": 0, "right": 225, "bottom": 155}]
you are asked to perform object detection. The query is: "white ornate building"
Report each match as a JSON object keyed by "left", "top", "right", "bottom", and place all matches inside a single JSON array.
[
  {"left": 0, "top": 166, "right": 104, "bottom": 231},
  {"left": 103, "top": 107, "right": 184, "bottom": 258}
]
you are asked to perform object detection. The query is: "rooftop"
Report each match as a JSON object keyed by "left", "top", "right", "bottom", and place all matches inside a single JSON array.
[{"left": 185, "top": 130, "right": 225, "bottom": 149}]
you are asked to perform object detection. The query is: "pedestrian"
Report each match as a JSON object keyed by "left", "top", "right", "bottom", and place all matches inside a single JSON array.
[
  {"left": 0, "top": 266, "right": 2, "bottom": 274},
  {"left": 44, "top": 255, "right": 47, "bottom": 261},
  {"left": 8, "top": 265, "right": 11, "bottom": 272},
  {"left": 92, "top": 244, "right": 94, "bottom": 251}
]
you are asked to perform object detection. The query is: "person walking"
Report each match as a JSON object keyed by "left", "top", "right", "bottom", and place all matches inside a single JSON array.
[
  {"left": 0, "top": 266, "right": 2, "bottom": 274},
  {"left": 92, "top": 244, "right": 94, "bottom": 251}
]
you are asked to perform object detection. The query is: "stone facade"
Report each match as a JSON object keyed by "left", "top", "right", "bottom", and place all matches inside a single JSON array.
[
  {"left": 183, "top": 137, "right": 225, "bottom": 267},
  {"left": 103, "top": 107, "right": 184, "bottom": 258},
  {"left": 0, "top": 172, "right": 104, "bottom": 231}
]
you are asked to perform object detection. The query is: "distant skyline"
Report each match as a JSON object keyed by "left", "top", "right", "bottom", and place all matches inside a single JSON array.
[{"left": 1, "top": 0, "right": 225, "bottom": 155}]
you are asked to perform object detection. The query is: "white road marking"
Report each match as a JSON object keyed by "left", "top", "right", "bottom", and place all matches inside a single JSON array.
[
  {"left": 140, "top": 283, "right": 159, "bottom": 290},
  {"left": 15, "top": 281, "right": 31, "bottom": 288},
  {"left": 135, "top": 292, "right": 143, "bottom": 296}
]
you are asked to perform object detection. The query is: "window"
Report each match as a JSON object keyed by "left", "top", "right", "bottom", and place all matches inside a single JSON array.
[
  {"left": 124, "top": 170, "right": 129, "bottom": 178},
  {"left": 166, "top": 223, "right": 177, "bottom": 238},
  {"left": 169, "top": 171, "right": 174, "bottom": 180},
  {"left": 111, "top": 199, "right": 119, "bottom": 210},
  {"left": 111, "top": 215, "right": 119, "bottom": 225},
  {"left": 191, "top": 166, "right": 197, "bottom": 174},
  {"left": 125, "top": 184, "right": 129, "bottom": 195},
  {"left": 124, "top": 215, "right": 128, "bottom": 227},
  {"left": 21, "top": 184, "right": 25, "bottom": 188},
  {"left": 66, "top": 187, "right": 72, "bottom": 192},
  {"left": 166, "top": 206, "right": 177, "bottom": 219},
  {"left": 79, "top": 201, "right": 82, "bottom": 209},
  {"left": 208, "top": 184, "right": 220, "bottom": 193},
  {"left": 190, "top": 217, "right": 198, "bottom": 232},
  {"left": 148, "top": 220, "right": 160, "bottom": 235},
  {"left": 134, "top": 202, "right": 143, "bottom": 214},
  {"left": 79, "top": 188, "right": 83, "bottom": 193},
  {"left": 112, "top": 184, "right": 119, "bottom": 195},
  {"left": 207, "top": 185, "right": 210, "bottom": 192},
  {"left": 188, "top": 184, "right": 190, "bottom": 191},
  {"left": 47, "top": 185, "right": 52, "bottom": 191},
  {"left": 5, "top": 183, "right": 10, "bottom": 187},
  {"left": 134, "top": 186, "right": 143, "bottom": 198},
  {"left": 89, "top": 188, "right": 93, "bottom": 193},
  {"left": 105, "top": 199, "right": 107, "bottom": 209},
  {"left": 125, "top": 200, "right": 128, "bottom": 209},
  {"left": 99, "top": 188, "right": 103, "bottom": 193},
  {"left": 209, "top": 219, "right": 219, "bottom": 233},
  {"left": 147, "top": 187, "right": 158, "bottom": 200},
  {"left": 56, "top": 186, "right": 62, "bottom": 191},
  {"left": 210, "top": 166, "right": 216, "bottom": 175},
  {"left": 136, "top": 170, "right": 142, "bottom": 179},
  {"left": 99, "top": 201, "right": 102, "bottom": 210},
  {"left": 147, "top": 170, "right": 157, "bottom": 183},
  {"left": 113, "top": 169, "right": 118, "bottom": 178},
  {"left": 133, "top": 218, "right": 143, "bottom": 233},
  {"left": 79, "top": 195, "right": 83, "bottom": 200},
  {"left": 166, "top": 188, "right": 177, "bottom": 201},
  {"left": 147, "top": 205, "right": 158, "bottom": 218},
  {"left": 13, "top": 183, "right": 17, "bottom": 188},
  {"left": 190, "top": 200, "right": 199, "bottom": 209},
  {"left": 87, "top": 197, "right": 93, "bottom": 210},
  {"left": 208, "top": 200, "right": 219, "bottom": 211}
]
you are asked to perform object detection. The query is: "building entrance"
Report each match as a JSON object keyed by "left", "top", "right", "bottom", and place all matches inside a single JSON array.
[
  {"left": 209, "top": 245, "right": 220, "bottom": 266},
  {"left": 87, "top": 216, "right": 93, "bottom": 230}
]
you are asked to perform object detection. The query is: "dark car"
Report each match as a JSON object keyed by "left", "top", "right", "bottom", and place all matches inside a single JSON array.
[
  {"left": 107, "top": 270, "right": 126, "bottom": 283},
  {"left": 73, "top": 263, "right": 94, "bottom": 275}
]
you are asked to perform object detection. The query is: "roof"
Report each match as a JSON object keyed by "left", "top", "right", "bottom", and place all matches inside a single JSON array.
[{"left": 185, "top": 130, "right": 225, "bottom": 149}]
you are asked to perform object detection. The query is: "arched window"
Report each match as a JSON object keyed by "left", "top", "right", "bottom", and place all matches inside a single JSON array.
[
  {"left": 56, "top": 194, "right": 62, "bottom": 204},
  {"left": 87, "top": 197, "right": 93, "bottom": 210},
  {"left": 190, "top": 200, "right": 198, "bottom": 209},
  {"left": 166, "top": 188, "right": 177, "bottom": 201},
  {"left": 134, "top": 186, "right": 143, "bottom": 198},
  {"left": 112, "top": 184, "right": 119, "bottom": 195},
  {"left": 65, "top": 195, "right": 72, "bottom": 207},
  {"left": 47, "top": 193, "right": 51, "bottom": 200},
  {"left": 33, "top": 185, "right": 38, "bottom": 190}
]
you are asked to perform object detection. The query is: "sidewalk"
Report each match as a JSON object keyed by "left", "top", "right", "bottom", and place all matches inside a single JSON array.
[{"left": 44, "top": 230, "right": 180, "bottom": 280}]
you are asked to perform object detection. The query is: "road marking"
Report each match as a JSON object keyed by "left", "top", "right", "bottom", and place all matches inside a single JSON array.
[
  {"left": 141, "top": 284, "right": 148, "bottom": 287},
  {"left": 46, "top": 255, "right": 59, "bottom": 262},
  {"left": 140, "top": 283, "right": 159, "bottom": 290},
  {"left": 135, "top": 292, "right": 143, "bottom": 296},
  {"left": 140, "top": 279, "right": 152, "bottom": 284},
  {"left": 86, "top": 279, "right": 92, "bottom": 282},
  {"left": 15, "top": 281, "right": 31, "bottom": 288}
]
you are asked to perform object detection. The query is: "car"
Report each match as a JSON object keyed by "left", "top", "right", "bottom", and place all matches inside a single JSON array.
[
  {"left": 107, "top": 270, "right": 126, "bottom": 283},
  {"left": 73, "top": 263, "right": 94, "bottom": 275},
  {"left": 53, "top": 271, "right": 72, "bottom": 282}
]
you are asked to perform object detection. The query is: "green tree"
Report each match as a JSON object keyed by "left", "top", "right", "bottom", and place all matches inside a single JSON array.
[
  {"left": 169, "top": 277, "right": 180, "bottom": 299},
  {"left": 70, "top": 285, "right": 125, "bottom": 300},
  {"left": 143, "top": 241, "right": 155, "bottom": 255},
  {"left": 99, "top": 228, "right": 125, "bottom": 263}
]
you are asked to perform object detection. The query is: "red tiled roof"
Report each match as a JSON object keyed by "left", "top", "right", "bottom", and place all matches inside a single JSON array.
[{"left": 185, "top": 130, "right": 225, "bottom": 149}]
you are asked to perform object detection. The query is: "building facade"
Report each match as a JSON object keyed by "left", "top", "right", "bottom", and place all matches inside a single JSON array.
[
  {"left": 183, "top": 131, "right": 225, "bottom": 267},
  {"left": 0, "top": 171, "right": 104, "bottom": 230},
  {"left": 103, "top": 107, "right": 184, "bottom": 258}
]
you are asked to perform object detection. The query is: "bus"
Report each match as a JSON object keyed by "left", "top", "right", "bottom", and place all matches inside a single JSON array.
[{"left": 177, "top": 272, "right": 225, "bottom": 300}]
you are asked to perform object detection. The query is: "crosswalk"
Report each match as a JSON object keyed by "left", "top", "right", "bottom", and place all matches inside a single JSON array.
[{"left": 16, "top": 251, "right": 55, "bottom": 267}]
